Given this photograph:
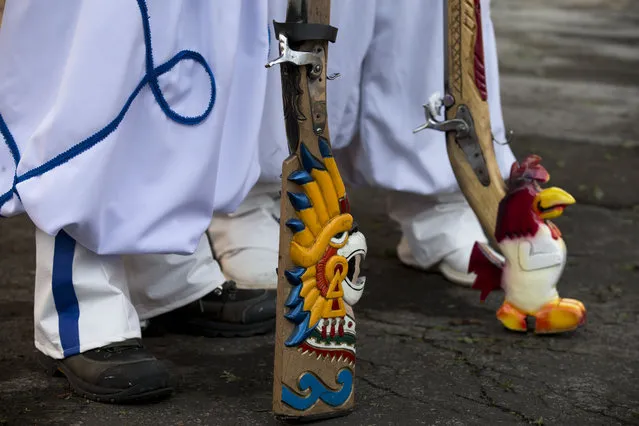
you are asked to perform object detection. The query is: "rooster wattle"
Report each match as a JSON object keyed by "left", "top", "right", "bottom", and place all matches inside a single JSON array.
[{"left": 468, "top": 155, "right": 586, "bottom": 334}]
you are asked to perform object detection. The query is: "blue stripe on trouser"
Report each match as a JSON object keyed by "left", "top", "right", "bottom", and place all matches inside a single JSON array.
[{"left": 51, "top": 230, "right": 80, "bottom": 357}]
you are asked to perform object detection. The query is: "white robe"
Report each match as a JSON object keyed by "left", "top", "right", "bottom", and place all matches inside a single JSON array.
[
  {"left": 0, "top": 0, "right": 273, "bottom": 255},
  {"left": 0, "top": 0, "right": 515, "bottom": 257}
]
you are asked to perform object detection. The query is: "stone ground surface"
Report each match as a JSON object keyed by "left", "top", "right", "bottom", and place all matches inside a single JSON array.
[{"left": 1, "top": 0, "right": 639, "bottom": 425}]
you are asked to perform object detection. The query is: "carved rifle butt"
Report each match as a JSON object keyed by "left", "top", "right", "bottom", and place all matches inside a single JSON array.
[{"left": 267, "top": 0, "right": 367, "bottom": 420}]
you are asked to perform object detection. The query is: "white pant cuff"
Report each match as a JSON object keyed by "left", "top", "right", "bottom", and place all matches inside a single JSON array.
[
  {"left": 136, "top": 277, "right": 226, "bottom": 321},
  {"left": 35, "top": 331, "right": 142, "bottom": 360}
]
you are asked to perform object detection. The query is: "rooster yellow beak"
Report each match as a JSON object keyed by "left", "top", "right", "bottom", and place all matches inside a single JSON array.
[{"left": 534, "top": 187, "right": 576, "bottom": 220}]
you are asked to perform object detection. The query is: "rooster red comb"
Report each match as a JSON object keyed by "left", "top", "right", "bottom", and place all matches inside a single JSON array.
[
  {"left": 508, "top": 155, "right": 550, "bottom": 187},
  {"left": 495, "top": 155, "right": 552, "bottom": 242}
]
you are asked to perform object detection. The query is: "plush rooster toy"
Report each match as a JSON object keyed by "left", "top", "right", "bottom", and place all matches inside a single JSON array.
[{"left": 469, "top": 155, "right": 586, "bottom": 334}]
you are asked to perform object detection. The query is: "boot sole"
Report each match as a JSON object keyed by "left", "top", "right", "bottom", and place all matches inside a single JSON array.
[{"left": 38, "top": 353, "right": 174, "bottom": 404}]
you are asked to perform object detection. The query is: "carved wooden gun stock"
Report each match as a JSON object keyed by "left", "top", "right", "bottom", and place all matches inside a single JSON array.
[{"left": 266, "top": 0, "right": 367, "bottom": 420}]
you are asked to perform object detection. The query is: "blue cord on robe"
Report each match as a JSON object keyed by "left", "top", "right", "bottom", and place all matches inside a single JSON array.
[{"left": 0, "top": 0, "right": 216, "bottom": 211}]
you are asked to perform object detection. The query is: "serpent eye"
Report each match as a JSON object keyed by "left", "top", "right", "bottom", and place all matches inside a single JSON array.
[{"left": 330, "top": 232, "right": 348, "bottom": 245}]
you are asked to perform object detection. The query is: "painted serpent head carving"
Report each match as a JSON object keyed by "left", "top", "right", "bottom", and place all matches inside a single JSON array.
[{"left": 283, "top": 138, "right": 367, "bottom": 363}]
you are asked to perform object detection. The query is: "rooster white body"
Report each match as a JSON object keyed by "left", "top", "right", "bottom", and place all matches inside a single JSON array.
[{"left": 499, "top": 225, "right": 564, "bottom": 313}]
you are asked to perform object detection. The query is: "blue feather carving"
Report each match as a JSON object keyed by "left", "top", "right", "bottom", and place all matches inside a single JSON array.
[
  {"left": 288, "top": 170, "right": 313, "bottom": 185},
  {"left": 284, "top": 315, "right": 317, "bottom": 347},
  {"left": 284, "top": 301, "right": 307, "bottom": 323},
  {"left": 318, "top": 137, "right": 332, "bottom": 158},
  {"left": 285, "top": 284, "right": 303, "bottom": 308},
  {"left": 285, "top": 267, "right": 306, "bottom": 286},
  {"left": 287, "top": 192, "right": 312, "bottom": 210},
  {"left": 286, "top": 219, "right": 306, "bottom": 233},
  {"left": 300, "top": 143, "right": 326, "bottom": 172}
]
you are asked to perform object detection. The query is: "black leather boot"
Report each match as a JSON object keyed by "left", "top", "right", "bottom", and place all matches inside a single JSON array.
[
  {"left": 150, "top": 281, "right": 276, "bottom": 337},
  {"left": 41, "top": 339, "right": 173, "bottom": 404}
]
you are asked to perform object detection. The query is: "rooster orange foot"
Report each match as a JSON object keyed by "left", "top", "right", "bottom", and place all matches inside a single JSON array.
[
  {"left": 496, "top": 302, "right": 528, "bottom": 332},
  {"left": 534, "top": 298, "right": 587, "bottom": 334}
]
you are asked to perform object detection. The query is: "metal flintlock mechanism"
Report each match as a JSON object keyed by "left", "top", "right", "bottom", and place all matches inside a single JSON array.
[
  {"left": 414, "top": 0, "right": 586, "bottom": 334},
  {"left": 266, "top": 0, "right": 367, "bottom": 420}
]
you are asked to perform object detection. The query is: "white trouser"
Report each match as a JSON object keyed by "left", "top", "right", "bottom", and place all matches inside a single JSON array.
[
  {"left": 34, "top": 228, "right": 225, "bottom": 359},
  {"left": 260, "top": 0, "right": 516, "bottom": 193}
]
